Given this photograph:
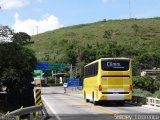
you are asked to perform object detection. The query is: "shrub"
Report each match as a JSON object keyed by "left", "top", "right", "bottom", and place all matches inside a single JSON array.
[
  {"left": 133, "top": 88, "right": 152, "bottom": 97},
  {"left": 47, "top": 77, "right": 62, "bottom": 86},
  {"left": 133, "top": 76, "right": 158, "bottom": 93},
  {"left": 103, "top": 30, "right": 112, "bottom": 39},
  {"left": 153, "top": 90, "right": 160, "bottom": 99}
]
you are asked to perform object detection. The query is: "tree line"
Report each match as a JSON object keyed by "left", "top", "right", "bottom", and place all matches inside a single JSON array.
[
  {"left": 0, "top": 26, "right": 37, "bottom": 111},
  {"left": 62, "top": 41, "right": 160, "bottom": 76}
]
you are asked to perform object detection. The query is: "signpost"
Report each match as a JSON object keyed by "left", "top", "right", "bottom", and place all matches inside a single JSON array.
[
  {"left": 34, "top": 70, "right": 43, "bottom": 79},
  {"left": 35, "top": 62, "right": 48, "bottom": 70},
  {"left": 35, "top": 63, "right": 68, "bottom": 84},
  {"left": 36, "top": 63, "right": 66, "bottom": 70},
  {"left": 49, "top": 64, "right": 65, "bottom": 70},
  {"left": 67, "top": 78, "right": 82, "bottom": 87}
]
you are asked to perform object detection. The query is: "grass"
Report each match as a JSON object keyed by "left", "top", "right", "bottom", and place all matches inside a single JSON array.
[{"left": 26, "top": 17, "right": 160, "bottom": 62}]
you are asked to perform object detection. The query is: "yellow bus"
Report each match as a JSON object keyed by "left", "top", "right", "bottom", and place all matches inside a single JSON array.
[{"left": 83, "top": 58, "right": 132, "bottom": 105}]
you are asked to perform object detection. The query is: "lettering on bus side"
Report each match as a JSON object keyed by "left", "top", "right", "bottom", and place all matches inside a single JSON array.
[{"left": 107, "top": 62, "right": 121, "bottom": 67}]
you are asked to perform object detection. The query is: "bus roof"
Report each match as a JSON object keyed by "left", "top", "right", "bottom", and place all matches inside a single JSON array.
[
  {"left": 101, "top": 58, "right": 130, "bottom": 60},
  {"left": 84, "top": 57, "right": 130, "bottom": 67}
]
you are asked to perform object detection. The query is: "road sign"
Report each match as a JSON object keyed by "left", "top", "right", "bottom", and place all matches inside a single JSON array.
[
  {"left": 36, "top": 62, "right": 48, "bottom": 70},
  {"left": 49, "top": 64, "right": 65, "bottom": 70},
  {"left": 67, "top": 78, "right": 82, "bottom": 87},
  {"left": 34, "top": 89, "right": 42, "bottom": 106},
  {"left": 34, "top": 70, "right": 44, "bottom": 78}
]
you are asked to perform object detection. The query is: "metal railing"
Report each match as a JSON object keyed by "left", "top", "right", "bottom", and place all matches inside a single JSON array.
[
  {"left": 147, "top": 97, "right": 160, "bottom": 107},
  {"left": 0, "top": 105, "right": 44, "bottom": 120}
]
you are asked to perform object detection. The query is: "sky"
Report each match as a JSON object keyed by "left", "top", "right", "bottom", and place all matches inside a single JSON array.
[{"left": 0, "top": 0, "right": 160, "bottom": 35}]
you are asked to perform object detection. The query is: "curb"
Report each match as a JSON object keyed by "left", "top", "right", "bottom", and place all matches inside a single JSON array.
[{"left": 142, "top": 105, "right": 160, "bottom": 110}]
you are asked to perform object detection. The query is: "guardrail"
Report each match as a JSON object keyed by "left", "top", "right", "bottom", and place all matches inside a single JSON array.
[
  {"left": 131, "top": 96, "right": 160, "bottom": 109},
  {"left": 0, "top": 105, "right": 45, "bottom": 120},
  {"left": 147, "top": 97, "right": 160, "bottom": 107}
]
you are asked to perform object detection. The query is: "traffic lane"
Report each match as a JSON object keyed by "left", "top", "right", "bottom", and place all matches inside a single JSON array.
[
  {"left": 41, "top": 90, "right": 115, "bottom": 120},
  {"left": 63, "top": 93, "right": 160, "bottom": 120},
  {"left": 41, "top": 87, "right": 160, "bottom": 114},
  {"left": 41, "top": 87, "right": 160, "bottom": 119},
  {"left": 42, "top": 87, "right": 116, "bottom": 115},
  {"left": 42, "top": 94, "right": 115, "bottom": 120},
  {"left": 64, "top": 92, "right": 160, "bottom": 115},
  {"left": 95, "top": 102, "right": 160, "bottom": 114},
  {"left": 41, "top": 86, "right": 65, "bottom": 94},
  {"left": 69, "top": 93, "right": 160, "bottom": 114},
  {"left": 64, "top": 88, "right": 160, "bottom": 114}
]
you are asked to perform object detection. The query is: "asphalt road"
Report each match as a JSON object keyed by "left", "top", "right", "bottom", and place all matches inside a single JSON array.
[{"left": 41, "top": 87, "right": 160, "bottom": 120}]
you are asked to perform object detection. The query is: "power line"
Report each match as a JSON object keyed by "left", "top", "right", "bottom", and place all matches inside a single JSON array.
[{"left": 129, "top": 0, "right": 132, "bottom": 18}]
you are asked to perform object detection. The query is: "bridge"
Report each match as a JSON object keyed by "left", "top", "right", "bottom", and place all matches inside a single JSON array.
[
  {"left": 41, "top": 87, "right": 160, "bottom": 120},
  {"left": 1, "top": 86, "right": 160, "bottom": 119}
]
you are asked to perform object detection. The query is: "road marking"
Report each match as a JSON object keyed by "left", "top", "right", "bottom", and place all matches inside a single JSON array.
[
  {"left": 41, "top": 96, "right": 61, "bottom": 120},
  {"left": 64, "top": 95, "right": 135, "bottom": 120},
  {"left": 64, "top": 95, "right": 116, "bottom": 114},
  {"left": 41, "top": 91, "right": 134, "bottom": 120},
  {"left": 74, "top": 99, "right": 116, "bottom": 114}
]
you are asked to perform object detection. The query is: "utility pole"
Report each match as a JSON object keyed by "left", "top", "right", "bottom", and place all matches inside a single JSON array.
[
  {"left": 70, "top": 64, "right": 73, "bottom": 78},
  {"left": 129, "top": 0, "right": 132, "bottom": 18},
  {"left": 36, "top": 25, "right": 39, "bottom": 34},
  {"left": 36, "top": 25, "right": 39, "bottom": 40}
]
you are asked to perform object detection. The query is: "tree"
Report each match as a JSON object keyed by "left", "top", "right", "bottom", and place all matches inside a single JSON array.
[
  {"left": 103, "top": 30, "right": 112, "bottom": 39},
  {"left": 0, "top": 25, "right": 14, "bottom": 43},
  {"left": 133, "top": 76, "right": 158, "bottom": 93},
  {"left": 64, "top": 43, "right": 77, "bottom": 66},
  {"left": 137, "top": 53, "right": 160, "bottom": 70},
  {"left": 0, "top": 42, "right": 37, "bottom": 110},
  {"left": 155, "top": 73, "right": 160, "bottom": 91},
  {"left": 12, "top": 32, "right": 31, "bottom": 45},
  {"left": 0, "top": 25, "right": 13, "bottom": 36},
  {"left": 132, "top": 24, "right": 139, "bottom": 36},
  {"left": 81, "top": 44, "right": 97, "bottom": 64}
]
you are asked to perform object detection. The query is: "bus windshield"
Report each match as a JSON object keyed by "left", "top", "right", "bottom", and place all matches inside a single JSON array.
[{"left": 101, "top": 59, "right": 129, "bottom": 71}]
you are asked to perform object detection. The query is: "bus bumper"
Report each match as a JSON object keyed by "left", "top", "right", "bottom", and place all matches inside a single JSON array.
[{"left": 98, "top": 92, "right": 132, "bottom": 101}]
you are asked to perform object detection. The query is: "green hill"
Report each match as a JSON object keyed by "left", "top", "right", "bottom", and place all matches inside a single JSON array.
[{"left": 27, "top": 18, "right": 160, "bottom": 75}]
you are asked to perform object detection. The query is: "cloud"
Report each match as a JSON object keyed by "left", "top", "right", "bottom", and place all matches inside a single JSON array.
[
  {"left": 32, "top": 8, "right": 43, "bottom": 13},
  {"left": 0, "top": 0, "right": 42, "bottom": 10},
  {"left": 101, "top": 0, "right": 109, "bottom": 4},
  {"left": 0, "top": 0, "right": 29, "bottom": 9},
  {"left": 13, "top": 13, "right": 64, "bottom": 35},
  {"left": 101, "top": 0, "right": 116, "bottom": 4}
]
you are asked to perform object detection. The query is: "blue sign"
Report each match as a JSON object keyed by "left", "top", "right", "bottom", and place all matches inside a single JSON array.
[
  {"left": 67, "top": 78, "right": 82, "bottom": 87},
  {"left": 36, "top": 62, "right": 49, "bottom": 70}
]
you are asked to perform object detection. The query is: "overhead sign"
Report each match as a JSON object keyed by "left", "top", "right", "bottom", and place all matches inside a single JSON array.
[
  {"left": 34, "top": 70, "right": 44, "bottom": 79},
  {"left": 36, "top": 62, "right": 48, "bottom": 70},
  {"left": 49, "top": 64, "right": 65, "bottom": 70},
  {"left": 35, "top": 63, "right": 66, "bottom": 70},
  {"left": 67, "top": 78, "right": 82, "bottom": 87}
]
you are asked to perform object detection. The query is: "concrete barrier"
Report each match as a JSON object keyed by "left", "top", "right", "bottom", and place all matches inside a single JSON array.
[{"left": 147, "top": 97, "right": 160, "bottom": 107}]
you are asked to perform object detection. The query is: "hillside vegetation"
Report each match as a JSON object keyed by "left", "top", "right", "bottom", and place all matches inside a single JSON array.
[{"left": 27, "top": 18, "right": 160, "bottom": 75}]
